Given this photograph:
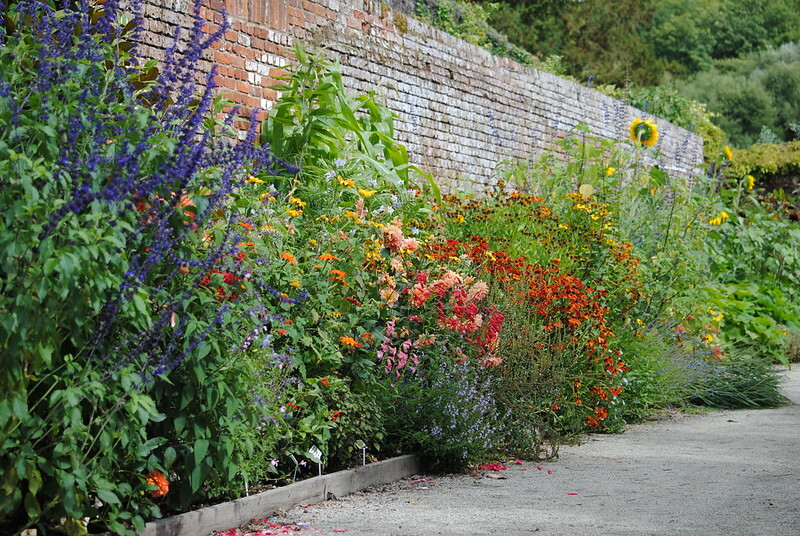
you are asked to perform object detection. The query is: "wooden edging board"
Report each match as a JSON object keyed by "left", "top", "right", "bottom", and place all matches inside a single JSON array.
[{"left": 141, "top": 454, "right": 420, "bottom": 536}]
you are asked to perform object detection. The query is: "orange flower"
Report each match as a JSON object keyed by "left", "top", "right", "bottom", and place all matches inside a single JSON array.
[
  {"left": 339, "top": 335, "right": 363, "bottom": 348},
  {"left": 238, "top": 221, "right": 253, "bottom": 230},
  {"left": 145, "top": 471, "right": 169, "bottom": 498},
  {"left": 317, "top": 253, "right": 339, "bottom": 261},
  {"left": 280, "top": 252, "right": 297, "bottom": 264},
  {"left": 586, "top": 416, "right": 600, "bottom": 429},
  {"left": 610, "top": 386, "right": 623, "bottom": 397},
  {"left": 594, "top": 406, "right": 608, "bottom": 420}
]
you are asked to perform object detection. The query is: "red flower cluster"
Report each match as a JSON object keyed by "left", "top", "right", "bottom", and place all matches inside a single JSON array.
[{"left": 199, "top": 269, "right": 240, "bottom": 301}]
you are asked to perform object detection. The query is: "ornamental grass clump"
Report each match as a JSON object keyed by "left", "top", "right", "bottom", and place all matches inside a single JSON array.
[{"left": 0, "top": 1, "right": 293, "bottom": 533}]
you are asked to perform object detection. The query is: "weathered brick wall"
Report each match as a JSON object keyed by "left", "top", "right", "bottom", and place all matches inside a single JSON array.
[{"left": 138, "top": 0, "right": 703, "bottom": 191}]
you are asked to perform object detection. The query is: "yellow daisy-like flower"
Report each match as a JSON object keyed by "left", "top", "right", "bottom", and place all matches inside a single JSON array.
[
  {"left": 358, "top": 188, "right": 376, "bottom": 198},
  {"left": 724, "top": 146, "right": 733, "bottom": 161},
  {"left": 287, "top": 209, "right": 303, "bottom": 217},
  {"left": 747, "top": 175, "right": 755, "bottom": 190},
  {"left": 290, "top": 196, "right": 306, "bottom": 207},
  {"left": 630, "top": 118, "right": 659, "bottom": 147},
  {"left": 246, "top": 174, "right": 265, "bottom": 184},
  {"left": 338, "top": 176, "right": 355, "bottom": 188},
  {"left": 605, "top": 167, "right": 616, "bottom": 177}
]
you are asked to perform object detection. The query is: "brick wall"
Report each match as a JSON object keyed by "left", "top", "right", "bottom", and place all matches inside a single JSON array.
[{"left": 138, "top": 0, "right": 704, "bottom": 191}]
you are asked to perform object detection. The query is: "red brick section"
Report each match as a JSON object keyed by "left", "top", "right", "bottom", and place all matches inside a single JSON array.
[{"left": 137, "top": 0, "right": 703, "bottom": 191}]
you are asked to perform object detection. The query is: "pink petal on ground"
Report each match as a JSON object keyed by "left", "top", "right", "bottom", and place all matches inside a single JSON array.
[{"left": 568, "top": 493, "right": 578, "bottom": 496}]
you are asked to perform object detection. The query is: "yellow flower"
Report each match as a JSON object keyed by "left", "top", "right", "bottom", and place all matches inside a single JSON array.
[
  {"left": 724, "top": 146, "right": 733, "bottom": 161},
  {"left": 246, "top": 174, "right": 265, "bottom": 184},
  {"left": 605, "top": 167, "right": 616, "bottom": 177},
  {"left": 344, "top": 211, "right": 363, "bottom": 224},
  {"left": 708, "top": 211, "right": 730, "bottom": 226},
  {"left": 704, "top": 334, "right": 714, "bottom": 343},
  {"left": 358, "top": 188, "right": 376, "bottom": 198},
  {"left": 747, "top": 175, "right": 755, "bottom": 190},
  {"left": 287, "top": 209, "right": 303, "bottom": 217},
  {"left": 290, "top": 196, "right": 306, "bottom": 207},
  {"left": 290, "top": 280, "right": 301, "bottom": 287},
  {"left": 630, "top": 118, "right": 659, "bottom": 147},
  {"left": 338, "top": 176, "right": 355, "bottom": 188}
]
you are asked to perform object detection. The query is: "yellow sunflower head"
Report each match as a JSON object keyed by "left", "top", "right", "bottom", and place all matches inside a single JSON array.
[{"left": 630, "top": 118, "right": 659, "bottom": 147}]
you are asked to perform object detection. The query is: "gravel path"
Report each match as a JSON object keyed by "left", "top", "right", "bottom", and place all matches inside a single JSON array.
[{"left": 241, "top": 367, "right": 800, "bottom": 536}]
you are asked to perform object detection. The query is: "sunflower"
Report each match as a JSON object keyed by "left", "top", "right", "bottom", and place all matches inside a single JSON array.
[{"left": 629, "top": 118, "right": 659, "bottom": 147}]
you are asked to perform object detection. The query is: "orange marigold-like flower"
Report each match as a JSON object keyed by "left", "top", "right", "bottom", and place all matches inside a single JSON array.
[
  {"left": 317, "top": 253, "right": 339, "bottom": 261},
  {"left": 339, "top": 335, "right": 363, "bottom": 348},
  {"left": 594, "top": 406, "right": 608, "bottom": 420},
  {"left": 280, "top": 252, "right": 297, "bottom": 264},
  {"left": 145, "top": 471, "right": 169, "bottom": 498}
]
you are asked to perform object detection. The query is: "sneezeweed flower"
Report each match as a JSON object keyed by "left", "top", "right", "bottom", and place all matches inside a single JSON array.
[
  {"left": 280, "top": 252, "right": 297, "bottom": 264},
  {"left": 246, "top": 174, "right": 265, "bottom": 184},
  {"left": 286, "top": 208, "right": 303, "bottom": 217},
  {"left": 629, "top": 118, "right": 659, "bottom": 147},
  {"left": 317, "top": 253, "right": 339, "bottom": 261},
  {"left": 358, "top": 188, "right": 376, "bottom": 198},
  {"left": 289, "top": 196, "right": 306, "bottom": 207},
  {"left": 747, "top": 175, "right": 755, "bottom": 190},
  {"left": 145, "top": 471, "right": 169, "bottom": 498}
]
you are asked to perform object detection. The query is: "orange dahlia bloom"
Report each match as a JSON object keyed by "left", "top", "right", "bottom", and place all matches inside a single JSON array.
[{"left": 146, "top": 470, "right": 169, "bottom": 498}]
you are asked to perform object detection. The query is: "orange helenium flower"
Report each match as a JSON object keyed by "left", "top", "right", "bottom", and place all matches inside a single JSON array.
[
  {"left": 280, "top": 252, "right": 297, "bottom": 264},
  {"left": 146, "top": 471, "right": 169, "bottom": 498},
  {"left": 317, "top": 253, "right": 339, "bottom": 261}
]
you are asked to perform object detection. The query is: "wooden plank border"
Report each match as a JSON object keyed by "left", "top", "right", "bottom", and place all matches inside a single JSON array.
[{"left": 141, "top": 454, "right": 420, "bottom": 536}]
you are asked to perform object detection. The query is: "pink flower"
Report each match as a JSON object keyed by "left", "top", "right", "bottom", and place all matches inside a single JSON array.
[
  {"left": 410, "top": 282, "right": 432, "bottom": 307},
  {"left": 466, "top": 281, "right": 489, "bottom": 303}
]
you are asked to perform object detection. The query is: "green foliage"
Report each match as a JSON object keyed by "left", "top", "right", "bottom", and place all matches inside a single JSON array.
[
  {"left": 689, "top": 355, "right": 789, "bottom": 409},
  {"left": 415, "top": 0, "right": 537, "bottom": 67},
  {"left": 0, "top": 4, "right": 281, "bottom": 532},
  {"left": 677, "top": 42, "right": 800, "bottom": 147},
  {"left": 730, "top": 140, "right": 800, "bottom": 182},
  {"left": 701, "top": 182, "right": 800, "bottom": 365},
  {"left": 650, "top": 0, "right": 800, "bottom": 76}
]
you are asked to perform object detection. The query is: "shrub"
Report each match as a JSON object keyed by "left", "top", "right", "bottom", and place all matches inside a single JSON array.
[{"left": 0, "top": 1, "right": 290, "bottom": 532}]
